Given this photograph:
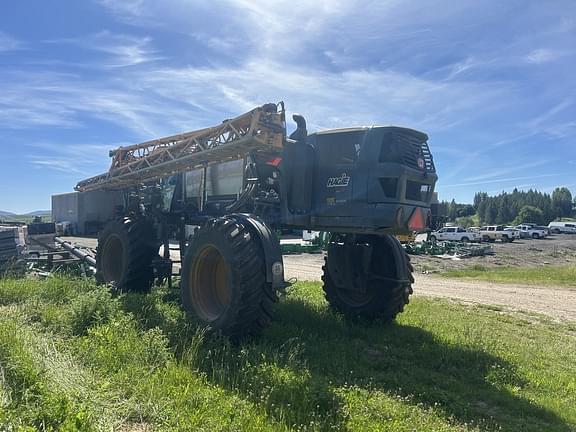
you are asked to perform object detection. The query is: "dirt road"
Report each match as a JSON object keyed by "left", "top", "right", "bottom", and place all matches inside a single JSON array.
[
  {"left": 282, "top": 254, "right": 576, "bottom": 322},
  {"left": 411, "top": 275, "right": 576, "bottom": 322}
]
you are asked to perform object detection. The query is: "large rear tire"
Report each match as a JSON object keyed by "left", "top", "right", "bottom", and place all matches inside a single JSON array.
[
  {"left": 322, "top": 234, "right": 414, "bottom": 322},
  {"left": 96, "top": 218, "right": 158, "bottom": 292},
  {"left": 180, "top": 215, "right": 276, "bottom": 338}
]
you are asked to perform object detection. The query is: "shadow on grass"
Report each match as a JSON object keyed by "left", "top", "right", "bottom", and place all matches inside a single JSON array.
[{"left": 121, "top": 290, "right": 571, "bottom": 432}]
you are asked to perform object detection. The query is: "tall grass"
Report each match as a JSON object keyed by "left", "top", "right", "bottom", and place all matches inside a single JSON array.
[{"left": 0, "top": 276, "right": 575, "bottom": 431}]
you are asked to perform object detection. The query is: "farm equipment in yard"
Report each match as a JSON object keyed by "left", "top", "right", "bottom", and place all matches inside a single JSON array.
[
  {"left": 0, "top": 230, "right": 19, "bottom": 275},
  {"left": 76, "top": 102, "right": 438, "bottom": 338},
  {"left": 21, "top": 236, "right": 96, "bottom": 278}
]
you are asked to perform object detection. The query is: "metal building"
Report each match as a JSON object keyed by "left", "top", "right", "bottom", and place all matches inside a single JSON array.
[{"left": 52, "top": 190, "right": 123, "bottom": 235}]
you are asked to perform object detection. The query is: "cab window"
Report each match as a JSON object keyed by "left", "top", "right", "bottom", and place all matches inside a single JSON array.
[{"left": 316, "top": 131, "right": 363, "bottom": 164}]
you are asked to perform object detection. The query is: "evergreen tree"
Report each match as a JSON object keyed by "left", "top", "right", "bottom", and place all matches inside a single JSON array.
[
  {"left": 496, "top": 195, "right": 511, "bottom": 224},
  {"left": 552, "top": 187, "right": 573, "bottom": 218},
  {"left": 473, "top": 192, "right": 486, "bottom": 210},
  {"left": 448, "top": 199, "right": 458, "bottom": 221},
  {"left": 484, "top": 199, "right": 496, "bottom": 224},
  {"left": 541, "top": 197, "right": 553, "bottom": 222},
  {"left": 473, "top": 192, "right": 480, "bottom": 210},
  {"left": 447, "top": 187, "right": 573, "bottom": 226},
  {"left": 477, "top": 199, "right": 487, "bottom": 225}
]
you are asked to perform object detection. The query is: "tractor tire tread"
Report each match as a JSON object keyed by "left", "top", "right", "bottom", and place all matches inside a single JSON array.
[
  {"left": 96, "top": 218, "right": 157, "bottom": 292},
  {"left": 181, "top": 214, "right": 276, "bottom": 339},
  {"left": 322, "top": 235, "right": 413, "bottom": 322}
]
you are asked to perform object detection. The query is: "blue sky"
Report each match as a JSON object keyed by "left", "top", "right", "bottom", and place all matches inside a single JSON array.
[{"left": 0, "top": 0, "right": 574, "bottom": 213}]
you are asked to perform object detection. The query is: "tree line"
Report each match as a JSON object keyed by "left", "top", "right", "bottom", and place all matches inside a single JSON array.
[{"left": 445, "top": 187, "right": 575, "bottom": 226}]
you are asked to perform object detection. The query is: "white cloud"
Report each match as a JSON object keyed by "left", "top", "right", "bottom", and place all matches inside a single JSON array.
[
  {"left": 444, "top": 57, "right": 477, "bottom": 81},
  {"left": 91, "top": 0, "right": 484, "bottom": 68},
  {"left": 46, "top": 31, "right": 161, "bottom": 67},
  {"left": 135, "top": 61, "right": 509, "bottom": 134},
  {"left": 89, "top": 32, "right": 161, "bottom": 67},
  {"left": 526, "top": 99, "right": 573, "bottom": 129},
  {"left": 30, "top": 158, "right": 86, "bottom": 175},
  {"left": 2, "top": 1, "right": 571, "bottom": 159},
  {"left": 27, "top": 142, "right": 126, "bottom": 178},
  {"left": 442, "top": 173, "right": 561, "bottom": 189},
  {"left": 0, "top": 70, "right": 191, "bottom": 136},
  {"left": 0, "top": 52, "right": 511, "bottom": 140},
  {"left": 0, "top": 73, "right": 80, "bottom": 128},
  {"left": 524, "top": 48, "right": 560, "bottom": 64},
  {"left": 0, "top": 31, "right": 23, "bottom": 52},
  {"left": 94, "top": 0, "right": 146, "bottom": 22},
  {"left": 463, "top": 160, "right": 554, "bottom": 183}
]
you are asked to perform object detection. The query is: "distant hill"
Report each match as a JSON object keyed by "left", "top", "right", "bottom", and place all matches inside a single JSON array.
[
  {"left": 1, "top": 210, "right": 50, "bottom": 217},
  {"left": 24, "top": 210, "right": 51, "bottom": 217},
  {"left": 0, "top": 210, "right": 51, "bottom": 223}
]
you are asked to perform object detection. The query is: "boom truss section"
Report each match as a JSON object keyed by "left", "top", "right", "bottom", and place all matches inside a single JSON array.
[{"left": 75, "top": 103, "right": 285, "bottom": 192}]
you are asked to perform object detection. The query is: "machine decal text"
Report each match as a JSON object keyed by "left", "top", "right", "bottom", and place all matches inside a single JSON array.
[{"left": 327, "top": 173, "right": 351, "bottom": 188}]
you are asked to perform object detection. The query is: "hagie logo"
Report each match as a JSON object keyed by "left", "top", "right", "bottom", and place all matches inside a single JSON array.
[{"left": 327, "top": 173, "right": 351, "bottom": 188}]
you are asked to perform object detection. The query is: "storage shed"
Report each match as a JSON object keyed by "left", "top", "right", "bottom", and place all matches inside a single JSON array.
[{"left": 52, "top": 190, "right": 123, "bottom": 235}]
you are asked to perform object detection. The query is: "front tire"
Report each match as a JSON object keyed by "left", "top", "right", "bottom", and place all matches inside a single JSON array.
[
  {"left": 322, "top": 234, "right": 414, "bottom": 322},
  {"left": 461, "top": 236, "right": 469, "bottom": 243},
  {"left": 180, "top": 215, "right": 276, "bottom": 338},
  {"left": 532, "top": 233, "right": 540, "bottom": 239}
]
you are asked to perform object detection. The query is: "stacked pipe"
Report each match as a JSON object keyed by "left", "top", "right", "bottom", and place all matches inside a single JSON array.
[{"left": 54, "top": 237, "right": 97, "bottom": 267}]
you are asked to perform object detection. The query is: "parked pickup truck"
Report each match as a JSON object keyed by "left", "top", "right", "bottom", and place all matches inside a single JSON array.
[
  {"left": 429, "top": 226, "right": 481, "bottom": 243},
  {"left": 548, "top": 221, "right": 576, "bottom": 234},
  {"left": 515, "top": 224, "right": 548, "bottom": 239},
  {"left": 479, "top": 225, "right": 517, "bottom": 242}
]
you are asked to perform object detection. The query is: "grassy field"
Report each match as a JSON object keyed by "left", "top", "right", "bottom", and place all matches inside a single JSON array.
[
  {"left": 443, "top": 265, "right": 576, "bottom": 287},
  {"left": 0, "top": 213, "right": 51, "bottom": 225},
  {"left": 0, "top": 277, "right": 575, "bottom": 431}
]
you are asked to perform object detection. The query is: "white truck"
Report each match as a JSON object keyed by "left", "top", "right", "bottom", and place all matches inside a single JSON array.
[
  {"left": 429, "top": 226, "right": 480, "bottom": 243},
  {"left": 479, "top": 225, "right": 518, "bottom": 242},
  {"left": 515, "top": 224, "right": 548, "bottom": 239},
  {"left": 548, "top": 221, "right": 576, "bottom": 234}
]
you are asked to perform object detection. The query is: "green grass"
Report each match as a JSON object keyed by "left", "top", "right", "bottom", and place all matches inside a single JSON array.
[
  {"left": 0, "top": 213, "right": 52, "bottom": 225},
  {"left": 443, "top": 265, "right": 576, "bottom": 287},
  {"left": 0, "top": 277, "right": 575, "bottom": 431}
]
